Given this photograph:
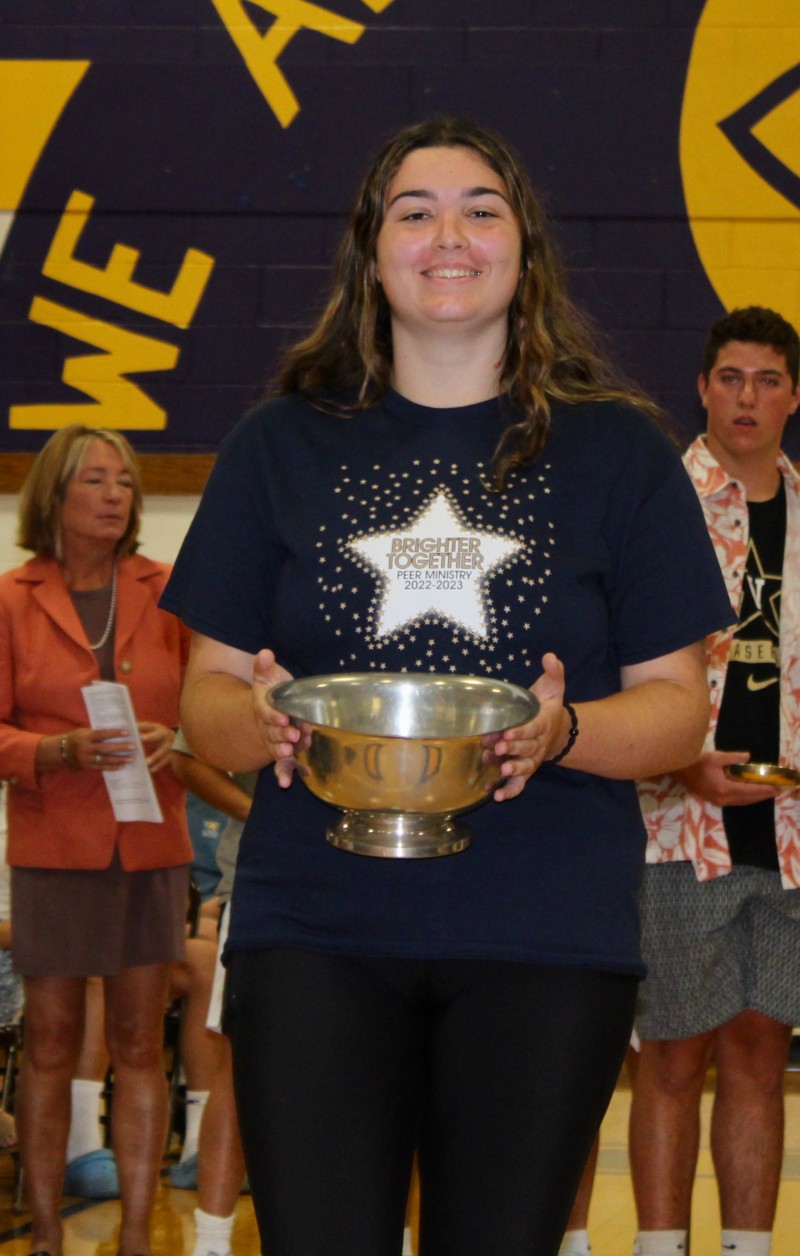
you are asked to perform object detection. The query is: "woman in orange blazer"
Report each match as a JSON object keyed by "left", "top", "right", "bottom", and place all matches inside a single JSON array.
[{"left": 0, "top": 426, "right": 192, "bottom": 1256}]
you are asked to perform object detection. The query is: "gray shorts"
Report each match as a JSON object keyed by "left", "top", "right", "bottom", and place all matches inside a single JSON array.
[{"left": 636, "top": 861, "right": 800, "bottom": 1040}]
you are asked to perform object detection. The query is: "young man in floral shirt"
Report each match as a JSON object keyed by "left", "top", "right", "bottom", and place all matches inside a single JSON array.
[{"left": 632, "top": 307, "right": 800, "bottom": 1256}]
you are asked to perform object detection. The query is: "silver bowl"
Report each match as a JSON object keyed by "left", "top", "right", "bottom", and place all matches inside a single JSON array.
[{"left": 271, "top": 672, "right": 539, "bottom": 859}]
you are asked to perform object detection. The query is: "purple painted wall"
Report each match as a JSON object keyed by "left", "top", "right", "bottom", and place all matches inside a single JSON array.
[{"left": 1, "top": 1, "right": 797, "bottom": 455}]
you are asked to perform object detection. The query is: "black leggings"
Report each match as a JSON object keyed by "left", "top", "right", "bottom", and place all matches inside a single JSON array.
[{"left": 225, "top": 949, "right": 637, "bottom": 1256}]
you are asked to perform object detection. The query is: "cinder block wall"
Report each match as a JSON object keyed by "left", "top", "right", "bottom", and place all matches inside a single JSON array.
[{"left": 1, "top": 0, "right": 797, "bottom": 525}]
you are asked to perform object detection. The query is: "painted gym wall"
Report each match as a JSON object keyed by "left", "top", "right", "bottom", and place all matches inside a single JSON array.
[{"left": 0, "top": 0, "right": 798, "bottom": 515}]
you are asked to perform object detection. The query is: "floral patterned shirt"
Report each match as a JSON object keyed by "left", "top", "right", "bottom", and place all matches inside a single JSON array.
[{"left": 638, "top": 435, "right": 800, "bottom": 888}]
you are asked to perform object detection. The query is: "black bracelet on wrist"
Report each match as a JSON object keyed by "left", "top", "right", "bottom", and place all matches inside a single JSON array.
[{"left": 541, "top": 701, "right": 579, "bottom": 767}]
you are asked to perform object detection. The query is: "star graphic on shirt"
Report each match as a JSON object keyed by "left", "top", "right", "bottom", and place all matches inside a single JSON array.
[
  {"left": 739, "top": 536, "right": 781, "bottom": 639},
  {"left": 349, "top": 490, "right": 523, "bottom": 639},
  {"left": 728, "top": 533, "right": 782, "bottom": 690}
]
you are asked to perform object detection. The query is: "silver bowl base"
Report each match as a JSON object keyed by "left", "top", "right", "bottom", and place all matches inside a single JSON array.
[{"left": 328, "top": 810, "right": 471, "bottom": 859}]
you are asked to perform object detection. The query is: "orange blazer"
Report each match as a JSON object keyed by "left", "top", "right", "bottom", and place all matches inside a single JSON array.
[{"left": 0, "top": 553, "right": 193, "bottom": 871}]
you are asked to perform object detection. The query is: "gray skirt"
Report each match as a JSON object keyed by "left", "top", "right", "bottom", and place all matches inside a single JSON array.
[{"left": 11, "top": 850, "right": 189, "bottom": 978}]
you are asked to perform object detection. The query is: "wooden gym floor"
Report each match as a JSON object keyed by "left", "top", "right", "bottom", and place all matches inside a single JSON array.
[{"left": 0, "top": 1070, "right": 797, "bottom": 1255}]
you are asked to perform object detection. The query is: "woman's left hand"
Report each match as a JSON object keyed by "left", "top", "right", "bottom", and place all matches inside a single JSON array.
[
  {"left": 491, "top": 652, "right": 568, "bottom": 801},
  {"left": 138, "top": 722, "right": 176, "bottom": 773}
]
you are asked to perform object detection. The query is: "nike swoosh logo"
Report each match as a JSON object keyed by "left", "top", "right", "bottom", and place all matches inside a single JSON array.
[{"left": 747, "top": 674, "right": 779, "bottom": 691}]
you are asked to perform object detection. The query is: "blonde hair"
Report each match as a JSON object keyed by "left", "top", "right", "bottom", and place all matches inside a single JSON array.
[
  {"left": 276, "top": 116, "right": 663, "bottom": 489},
  {"left": 17, "top": 426, "right": 142, "bottom": 557}
]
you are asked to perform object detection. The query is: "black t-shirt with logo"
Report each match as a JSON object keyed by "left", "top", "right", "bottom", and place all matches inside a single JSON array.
[{"left": 715, "top": 480, "right": 786, "bottom": 871}]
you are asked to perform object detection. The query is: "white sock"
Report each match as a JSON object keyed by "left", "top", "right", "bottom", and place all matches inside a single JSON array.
[
  {"left": 192, "top": 1206, "right": 234, "bottom": 1256},
  {"left": 66, "top": 1078, "right": 105, "bottom": 1163},
  {"left": 721, "top": 1231, "right": 772, "bottom": 1255},
  {"left": 559, "top": 1228, "right": 591, "bottom": 1255},
  {"left": 634, "top": 1233, "right": 687, "bottom": 1255},
  {"left": 180, "top": 1089, "right": 209, "bottom": 1162},
  {"left": 402, "top": 1224, "right": 414, "bottom": 1255}
]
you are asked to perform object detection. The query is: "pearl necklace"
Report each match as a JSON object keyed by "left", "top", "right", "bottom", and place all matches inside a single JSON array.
[{"left": 88, "top": 561, "right": 118, "bottom": 651}]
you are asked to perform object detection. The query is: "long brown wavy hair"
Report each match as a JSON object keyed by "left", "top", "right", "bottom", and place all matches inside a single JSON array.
[{"left": 277, "top": 116, "right": 662, "bottom": 489}]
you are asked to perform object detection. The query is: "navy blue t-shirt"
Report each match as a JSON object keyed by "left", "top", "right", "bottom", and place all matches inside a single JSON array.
[{"left": 162, "top": 390, "right": 731, "bottom": 976}]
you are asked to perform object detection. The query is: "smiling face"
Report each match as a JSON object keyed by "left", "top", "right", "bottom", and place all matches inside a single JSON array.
[
  {"left": 375, "top": 145, "right": 523, "bottom": 347},
  {"left": 60, "top": 438, "right": 135, "bottom": 557},
  {"left": 699, "top": 340, "right": 800, "bottom": 474}
]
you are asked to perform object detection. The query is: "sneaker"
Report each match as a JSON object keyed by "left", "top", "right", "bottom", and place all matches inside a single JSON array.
[
  {"left": 169, "top": 1153, "right": 198, "bottom": 1190},
  {"left": 63, "top": 1147, "right": 120, "bottom": 1199}
]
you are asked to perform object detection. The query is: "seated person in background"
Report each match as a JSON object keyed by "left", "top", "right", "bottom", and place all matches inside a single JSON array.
[
  {"left": 189, "top": 815, "right": 249, "bottom": 1256},
  {"left": 62, "top": 929, "right": 222, "bottom": 1199},
  {"left": 184, "top": 792, "right": 225, "bottom": 936},
  {"left": 63, "top": 975, "right": 117, "bottom": 1199},
  {"left": 168, "top": 733, "right": 252, "bottom": 1215},
  {"left": 173, "top": 727, "right": 254, "bottom": 943},
  {"left": 170, "top": 733, "right": 255, "bottom": 1256}
]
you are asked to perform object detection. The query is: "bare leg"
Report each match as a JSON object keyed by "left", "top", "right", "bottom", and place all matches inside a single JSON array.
[
  {"left": 197, "top": 1036, "right": 246, "bottom": 1217},
  {"left": 67, "top": 976, "right": 112, "bottom": 1164},
  {"left": 629, "top": 1032, "right": 716, "bottom": 1230},
  {"left": 711, "top": 1010, "right": 792, "bottom": 1230},
  {"left": 564, "top": 1135, "right": 599, "bottom": 1231},
  {"left": 74, "top": 975, "right": 110, "bottom": 1081},
  {"left": 169, "top": 938, "right": 222, "bottom": 1093},
  {"left": 18, "top": 976, "right": 86, "bottom": 1256},
  {"left": 104, "top": 964, "right": 171, "bottom": 1256}
]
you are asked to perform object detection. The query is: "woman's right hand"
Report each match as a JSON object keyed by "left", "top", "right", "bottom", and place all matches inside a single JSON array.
[
  {"left": 492, "top": 652, "right": 568, "bottom": 800},
  {"left": 38, "top": 726, "right": 135, "bottom": 774},
  {"left": 251, "top": 649, "right": 306, "bottom": 788}
]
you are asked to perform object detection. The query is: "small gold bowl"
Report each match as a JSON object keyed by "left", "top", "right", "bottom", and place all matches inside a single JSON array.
[
  {"left": 724, "top": 762, "right": 800, "bottom": 789},
  {"left": 271, "top": 672, "right": 539, "bottom": 859}
]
